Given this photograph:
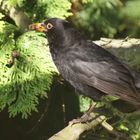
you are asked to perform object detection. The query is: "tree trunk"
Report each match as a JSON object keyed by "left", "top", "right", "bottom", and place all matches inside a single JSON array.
[{"left": 0, "top": 0, "right": 32, "bottom": 29}]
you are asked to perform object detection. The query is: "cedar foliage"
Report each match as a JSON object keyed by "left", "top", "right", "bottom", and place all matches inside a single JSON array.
[{"left": 0, "top": 0, "right": 71, "bottom": 118}]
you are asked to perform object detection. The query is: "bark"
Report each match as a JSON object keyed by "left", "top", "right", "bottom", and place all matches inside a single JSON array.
[
  {"left": 48, "top": 113, "right": 132, "bottom": 140},
  {"left": 0, "top": 0, "right": 32, "bottom": 29},
  {"left": 8, "top": 6, "right": 32, "bottom": 29},
  {"left": 94, "top": 37, "right": 140, "bottom": 48},
  {"left": 48, "top": 114, "right": 106, "bottom": 140}
]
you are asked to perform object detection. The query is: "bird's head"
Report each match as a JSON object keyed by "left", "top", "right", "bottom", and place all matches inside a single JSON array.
[{"left": 29, "top": 18, "right": 75, "bottom": 46}]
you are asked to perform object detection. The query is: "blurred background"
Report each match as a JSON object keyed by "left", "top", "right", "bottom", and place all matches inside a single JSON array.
[{"left": 0, "top": 0, "right": 140, "bottom": 140}]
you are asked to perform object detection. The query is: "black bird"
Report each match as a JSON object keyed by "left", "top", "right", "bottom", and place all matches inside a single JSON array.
[{"left": 30, "top": 18, "right": 140, "bottom": 123}]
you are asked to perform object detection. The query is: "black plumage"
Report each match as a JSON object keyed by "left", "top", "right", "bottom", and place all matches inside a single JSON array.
[{"left": 30, "top": 18, "right": 140, "bottom": 121}]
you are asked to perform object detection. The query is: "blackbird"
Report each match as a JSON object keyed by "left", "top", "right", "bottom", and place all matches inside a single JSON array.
[{"left": 30, "top": 18, "right": 140, "bottom": 123}]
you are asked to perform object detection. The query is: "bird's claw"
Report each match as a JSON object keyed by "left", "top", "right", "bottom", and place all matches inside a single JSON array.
[{"left": 68, "top": 113, "right": 93, "bottom": 126}]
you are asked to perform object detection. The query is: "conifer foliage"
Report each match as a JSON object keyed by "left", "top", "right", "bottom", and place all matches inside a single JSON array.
[{"left": 0, "top": 0, "right": 71, "bottom": 118}]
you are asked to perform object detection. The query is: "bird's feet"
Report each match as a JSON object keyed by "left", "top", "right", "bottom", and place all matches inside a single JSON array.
[
  {"left": 69, "top": 102, "right": 96, "bottom": 126},
  {"left": 69, "top": 113, "right": 93, "bottom": 126}
]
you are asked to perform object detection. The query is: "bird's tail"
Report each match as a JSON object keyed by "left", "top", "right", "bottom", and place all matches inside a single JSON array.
[{"left": 112, "top": 99, "right": 140, "bottom": 113}]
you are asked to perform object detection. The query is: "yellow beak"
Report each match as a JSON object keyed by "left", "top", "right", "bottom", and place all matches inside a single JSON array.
[{"left": 29, "top": 23, "right": 47, "bottom": 32}]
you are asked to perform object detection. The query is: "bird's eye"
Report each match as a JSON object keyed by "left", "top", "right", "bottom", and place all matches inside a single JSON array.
[{"left": 46, "top": 23, "right": 53, "bottom": 29}]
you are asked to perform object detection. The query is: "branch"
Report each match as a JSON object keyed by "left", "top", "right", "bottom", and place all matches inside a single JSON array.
[
  {"left": 0, "top": 0, "right": 32, "bottom": 29},
  {"left": 48, "top": 114, "right": 105, "bottom": 140},
  {"left": 94, "top": 37, "right": 140, "bottom": 48},
  {"left": 48, "top": 113, "right": 132, "bottom": 140},
  {"left": 9, "top": 7, "right": 32, "bottom": 29},
  {"left": 101, "top": 120, "right": 133, "bottom": 140}
]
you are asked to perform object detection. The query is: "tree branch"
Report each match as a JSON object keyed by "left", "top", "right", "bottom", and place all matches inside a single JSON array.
[
  {"left": 48, "top": 114, "right": 105, "bottom": 140},
  {"left": 94, "top": 37, "right": 140, "bottom": 48},
  {"left": 0, "top": 0, "right": 32, "bottom": 29},
  {"left": 9, "top": 6, "right": 32, "bottom": 29},
  {"left": 48, "top": 113, "right": 132, "bottom": 140}
]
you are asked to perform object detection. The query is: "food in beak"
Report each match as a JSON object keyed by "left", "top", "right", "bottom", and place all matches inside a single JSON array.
[{"left": 29, "top": 23, "right": 47, "bottom": 32}]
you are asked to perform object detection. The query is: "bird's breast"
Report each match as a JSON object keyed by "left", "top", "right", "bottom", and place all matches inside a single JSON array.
[{"left": 51, "top": 50, "right": 77, "bottom": 84}]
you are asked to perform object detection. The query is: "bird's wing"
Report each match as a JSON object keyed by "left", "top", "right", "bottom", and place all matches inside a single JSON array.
[{"left": 70, "top": 59, "right": 140, "bottom": 105}]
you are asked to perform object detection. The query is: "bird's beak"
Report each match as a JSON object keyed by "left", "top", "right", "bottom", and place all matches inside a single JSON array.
[{"left": 29, "top": 23, "right": 47, "bottom": 32}]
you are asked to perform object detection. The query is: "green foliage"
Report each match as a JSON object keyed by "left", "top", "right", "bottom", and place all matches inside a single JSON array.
[
  {"left": 79, "top": 95, "right": 92, "bottom": 112},
  {"left": 110, "top": 46, "right": 140, "bottom": 71},
  {"left": 0, "top": 13, "right": 4, "bottom": 19},
  {"left": 75, "top": 0, "right": 140, "bottom": 39},
  {"left": 80, "top": 95, "right": 140, "bottom": 140},
  {"left": 20, "top": 0, "right": 72, "bottom": 21},
  {"left": 75, "top": 0, "right": 122, "bottom": 39},
  {"left": 8, "top": 0, "right": 24, "bottom": 7},
  {"left": 0, "top": 0, "right": 71, "bottom": 118},
  {"left": 120, "top": 0, "right": 140, "bottom": 37},
  {"left": 0, "top": 29, "right": 58, "bottom": 118},
  {"left": 117, "top": 116, "right": 140, "bottom": 140},
  {"left": 122, "top": 0, "right": 140, "bottom": 20},
  {"left": 38, "top": 0, "right": 72, "bottom": 19}
]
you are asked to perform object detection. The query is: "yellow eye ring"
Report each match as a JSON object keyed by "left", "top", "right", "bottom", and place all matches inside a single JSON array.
[{"left": 47, "top": 23, "right": 53, "bottom": 29}]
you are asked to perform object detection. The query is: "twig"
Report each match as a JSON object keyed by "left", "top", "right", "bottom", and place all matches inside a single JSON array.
[{"left": 101, "top": 120, "right": 133, "bottom": 140}]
